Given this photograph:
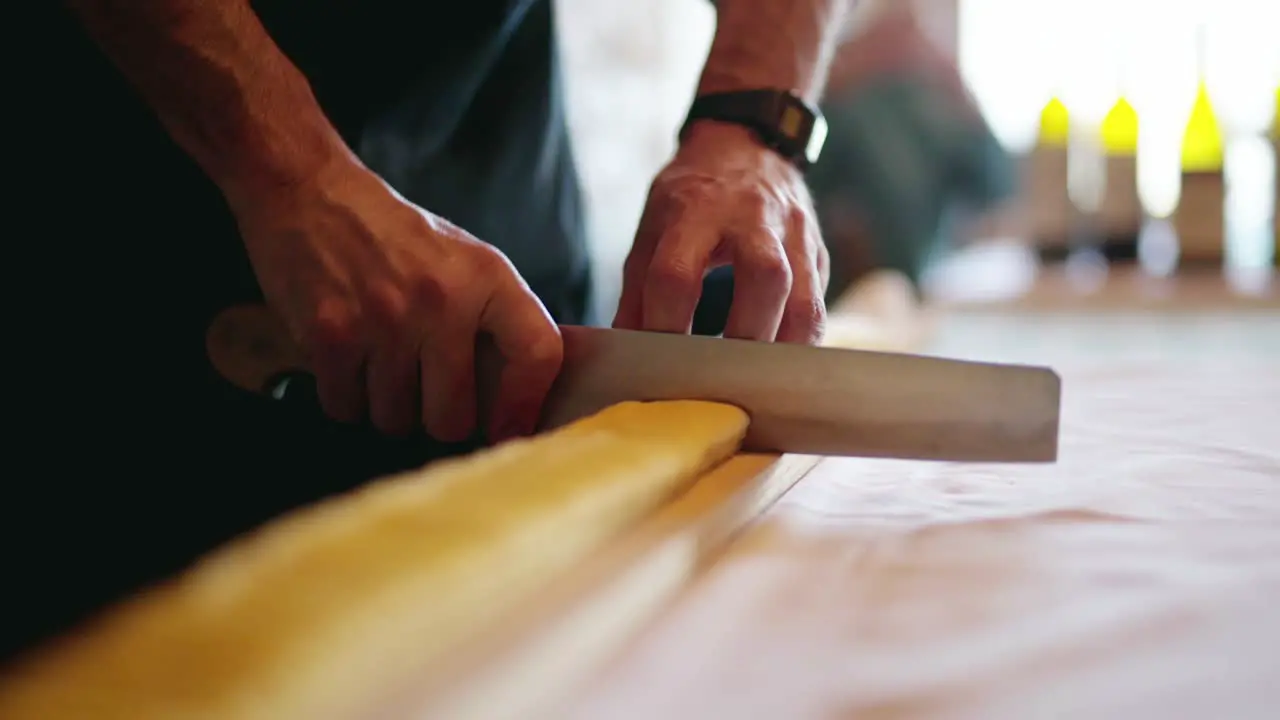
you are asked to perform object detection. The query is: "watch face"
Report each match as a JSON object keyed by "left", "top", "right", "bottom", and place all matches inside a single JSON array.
[
  {"left": 776, "top": 94, "right": 825, "bottom": 166},
  {"left": 780, "top": 103, "right": 809, "bottom": 141},
  {"left": 805, "top": 114, "right": 829, "bottom": 165}
]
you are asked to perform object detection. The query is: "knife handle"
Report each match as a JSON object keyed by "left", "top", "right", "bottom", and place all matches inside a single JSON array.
[{"left": 204, "top": 304, "right": 507, "bottom": 426}]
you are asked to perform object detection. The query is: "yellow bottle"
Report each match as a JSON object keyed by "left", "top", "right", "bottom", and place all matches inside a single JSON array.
[
  {"left": 1100, "top": 95, "right": 1143, "bottom": 246},
  {"left": 1272, "top": 85, "right": 1279, "bottom": 141},
  {"left": 1173, "top": 28, "right": 1226, "bottom": 266},
  {"left": 1102, "top": 96, "right": 1139, "bottom": 157},
  {"left": 1038, "top": 95, "right": 1071, "bottom": 148},
  {"left": 1273, "top": 85, "right": 1279, "bottom": 265},
  {"left": 1180, "top": 79, "right": 1224, "bottom": 173},
  {"left": 1029, "top": 94, "right": 1073, "bottom": 254}
]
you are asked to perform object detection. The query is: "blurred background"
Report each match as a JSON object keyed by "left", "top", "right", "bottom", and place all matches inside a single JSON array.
[
  {"left": 556, "top": 0, "right": 1279, "bottom": 326},
  {"left": 547, "top": 5, "right": 1278, "bottom": 714}
]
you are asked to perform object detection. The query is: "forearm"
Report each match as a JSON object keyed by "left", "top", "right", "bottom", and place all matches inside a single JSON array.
[
  {"left": 67, "top": 0, "right": 351, "bottom": 208},
  {"left": 697, "top": 0, "right": 857, "bottom": 104}
]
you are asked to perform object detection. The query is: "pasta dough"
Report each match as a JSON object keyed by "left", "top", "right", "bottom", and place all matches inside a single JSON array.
[{"left": 0, "top": 400, "right": 749, "bottom": 720}]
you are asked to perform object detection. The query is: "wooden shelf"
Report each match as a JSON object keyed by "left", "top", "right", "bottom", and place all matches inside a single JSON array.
[{"left": 935, "top": 264, "right": 1278, "bottom": 314}]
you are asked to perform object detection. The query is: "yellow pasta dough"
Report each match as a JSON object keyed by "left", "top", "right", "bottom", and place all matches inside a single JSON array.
[{"left": 0, "top": 400, "right": 749, "bottom": 720}]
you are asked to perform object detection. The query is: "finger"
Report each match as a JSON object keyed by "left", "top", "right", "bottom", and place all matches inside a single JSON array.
[
  {"left": 305, "top": 300, "right": 367, "bottom": 423},
  {"left": 776, "top": 245, "right": 828, "bottom": 345},
  {"left": 612, "top": 248, "right": 648, "bottom": 330},
  {"left": 722, "top": 231, "right": 792, "bottom": 341},
  {"left": 793, "top": 201, "right": 830, "bottom": 296},
  {"left": 641, "top": 225, "right": 719, "bottom": 334},
  {"left": 366, "top": 341, "right": 421, "bottom": 436},
  {"left": 613, "top": 206, "right": 664, "bottom": 330},
  {"left": 480, "top": 280, "right": 563, "bottom": 443},
  {"left": 419, "top": 315, "right": 478, "bottom": 443},
  {"left": 359, "top": 287, "right": 423, "bottom": 436}
]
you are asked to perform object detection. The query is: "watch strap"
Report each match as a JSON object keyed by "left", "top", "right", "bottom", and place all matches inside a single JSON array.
[{"left": 680, "top": 89, "right": 827, "bottom": 169}]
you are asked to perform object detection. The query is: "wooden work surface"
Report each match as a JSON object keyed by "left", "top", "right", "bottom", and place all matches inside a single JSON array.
[{"left": 557, "top": 272, "right": 1280, "bottom": 718}]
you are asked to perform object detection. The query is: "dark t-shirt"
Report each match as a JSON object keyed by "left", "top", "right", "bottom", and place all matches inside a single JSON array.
[
  {"left": 4, "top": 1, "right": 589, "bottom": 660},
  {"left": 256, "top": 0, "right": 592, "bottom": 319}
]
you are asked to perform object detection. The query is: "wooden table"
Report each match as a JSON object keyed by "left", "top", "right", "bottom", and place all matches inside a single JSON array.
[{"left": 557, "top": 271, "right": 1280, "bottom": 718}]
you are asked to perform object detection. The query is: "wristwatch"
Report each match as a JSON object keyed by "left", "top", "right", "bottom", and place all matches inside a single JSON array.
[{"left": 680, "top": 89, "right": 829, "bottom": 169}]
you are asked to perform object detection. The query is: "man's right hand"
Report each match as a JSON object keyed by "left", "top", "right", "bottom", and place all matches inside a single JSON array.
[{"left": 232, "top": 160, "right": 564, "bottom": 443}]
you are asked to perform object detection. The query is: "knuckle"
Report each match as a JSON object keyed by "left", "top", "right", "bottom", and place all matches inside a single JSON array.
[
  {"left": 740, "top": 189, "right": 771, "bottom": 217},
  {"left": 648, "top": 255, "right": 701, "bottom": 294},
  {"left": 787, "top": 202, "right": 812, "bottom": 229},
  {"left": 782, "top": 299, "right": 827, "bottom": 345},
  {"left": 303, "top": 302, "right": 360, "bottom": 358},
  {"left": 470, "top": 242, "right": 513, "bottom": 272},
  {"left": 524, "top": 328, "right": 565, "bottom": 370},
  {"left": 408, "top": 271, "right": 457, "bottom": 309},
  {"left": 363, "top": 285, "right": 410, "bottom": 327},
  {"left": 748, "top": 247, "right": 793, "bottom": 290},
  {"left": 788, "top": 296, "right": 827, "bottom": 333},
  {"left": 411, "top": 256, "right": 493, "bottom": 315},
  {"left": 457, "top": 245, "right": 516, "bottom": 295},
  {"left": 815, "top": 245, "right": 832, "bottom": 288},
  {"left": 815, "top": 240, "right": 831, "bottom": 268}
]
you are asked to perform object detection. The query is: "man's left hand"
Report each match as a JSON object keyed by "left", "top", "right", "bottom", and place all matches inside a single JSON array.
[{"left": 613, "top": 121, "right": 829, "bottom": 344}]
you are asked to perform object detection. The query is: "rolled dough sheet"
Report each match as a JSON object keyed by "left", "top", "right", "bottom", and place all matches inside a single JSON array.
[{"left": 0, "top": 400, "right": 748, "bottom": 720}]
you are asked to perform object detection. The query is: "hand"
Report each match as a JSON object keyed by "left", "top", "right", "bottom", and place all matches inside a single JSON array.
[
  {"left": 613, "top": 121, "right": 829, "bottom": 344},
  {"left": 231, "top": 159, "right": 562, "bottom": 442}
]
